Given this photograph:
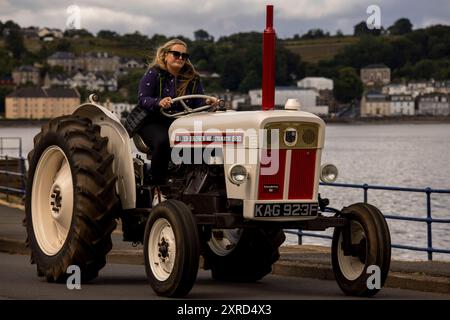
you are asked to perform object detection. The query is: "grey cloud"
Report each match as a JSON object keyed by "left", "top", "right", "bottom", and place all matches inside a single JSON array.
[{"left": 0, "top": 0, "right": 449, "bottom": 38}]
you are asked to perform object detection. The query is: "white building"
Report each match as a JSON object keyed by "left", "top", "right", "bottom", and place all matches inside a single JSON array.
[
  {"left": 390, "top": 94, "right": 415, "bottom": 116},
  {"left": 249, "top": 87, "right": 329, "bottom": 115},
  {"left": 71, "top": 71, "right": 117, "bottom": 92},
  {"left": 417, "top": 93, "right": 449, "bottom": 116},
  {"left": 297, "top": 77, "right": 333, "bottom": 90},
  {"left": 382, "top": 83, "right": 409, "bottom": 95},
  {"left": 104, "top": 101, "right": 135, "bottom": 118}
]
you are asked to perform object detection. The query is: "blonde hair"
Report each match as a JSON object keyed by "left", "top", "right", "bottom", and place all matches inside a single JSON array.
[{"left": 149, "top": 39, "right": 199, "bottom": 96}]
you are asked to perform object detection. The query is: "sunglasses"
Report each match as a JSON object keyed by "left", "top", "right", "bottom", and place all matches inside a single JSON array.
[{"left": 168, "top": 50, "right": 190, "bottom": 60}]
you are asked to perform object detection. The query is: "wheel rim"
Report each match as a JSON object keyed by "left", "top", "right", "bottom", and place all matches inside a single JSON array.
[
  {"left": 207, "top": 228, "right": 242, "bottom": 256},
  {"left": 337, "top": 221, "right": 367, "bottom": 281},
  {"left": 149, "top": 218, "right": 176, "bottom": 281},
  {"left": 31, "top": 146, "right": 74, "bottom": 256}
]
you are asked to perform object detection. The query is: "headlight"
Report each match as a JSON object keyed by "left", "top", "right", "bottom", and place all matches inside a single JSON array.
[
  {"left": 320, "top": 163, "right": 338, "bottom": 183},
  {"left": 228, "top": 164, "right": 248, "bottom": 185}
]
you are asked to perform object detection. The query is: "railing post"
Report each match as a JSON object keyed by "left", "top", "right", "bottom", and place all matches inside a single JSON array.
[
  {"left": 298, "top": 229, "right": 303, "bottom": 245},
  {"left": 363, "top": 184, "right": 369, "bottom": 203},
  {"left": 425, "top": 187, "right": 433, "bottom": 261},
  {"left": 5, "top": 155, "right": 9, "bottom": 202}
]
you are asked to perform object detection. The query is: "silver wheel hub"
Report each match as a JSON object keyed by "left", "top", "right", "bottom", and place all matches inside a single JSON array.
[
  {"left": 149, "top": 218, "right": 176, "bottom": 281},
  {"left": 31, "top": 146, "right": 74, "bottom": 256},
  {"left": 208, "top": 228, "right": 242, "bottom": 256},
  {"left": 337, "top": 221, "right": 366, "bottom": 281}
]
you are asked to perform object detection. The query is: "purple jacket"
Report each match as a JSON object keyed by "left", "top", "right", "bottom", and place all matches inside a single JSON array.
[{"left": 138, "top": 66, "right": 205, "bottom": 114}]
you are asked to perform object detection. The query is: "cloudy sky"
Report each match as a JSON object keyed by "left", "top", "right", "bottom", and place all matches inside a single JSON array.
[{"left": 1, "top": 0, "right": 449, "bottom": 39}]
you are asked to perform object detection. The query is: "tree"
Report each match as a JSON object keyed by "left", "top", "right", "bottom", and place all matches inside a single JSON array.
[
  {"left": 301, "top": 28, "right": 329, "bottom": 39},
  {"left": 56, "top": 39, "right": 73, "bottom": 52},
  {"left": 0, "top": 49, "right": 15, "bottom": 75},
  {"left": 333, "top": 67, "right": 363, "bottom": 103},
  {"left": 354, "top": 21, "right": 382, "bottom": 36},
  {"left": 5, "top": 28, "right": 26, "bottom": 59},
  {"left": 64, "top": 28, "right": 93, "bottom": 38},
  {"left": 388, "top": 18, "right": 413, "bottom": 35},
  {"left": 97, "top": 30, "right": 119, "bottom": 39},
  {"left": 336, "top": 29, "right": 344, "bottom": 37},
  {"left": 194, "top": 29, "right": 214, "bottom": 42}
]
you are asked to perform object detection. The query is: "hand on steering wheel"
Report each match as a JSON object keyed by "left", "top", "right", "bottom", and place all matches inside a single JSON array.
[{"left": 160, "top": 94, "right": 225, "bottom": 118}]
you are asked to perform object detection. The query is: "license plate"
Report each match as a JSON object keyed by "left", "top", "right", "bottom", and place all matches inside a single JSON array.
[{"left": 254, "top": 203, "right": 319, "bottom": 218}]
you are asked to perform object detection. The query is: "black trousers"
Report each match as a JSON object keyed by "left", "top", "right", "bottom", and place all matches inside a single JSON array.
[{"left": 138, "top": 122, "right": 171, "bottom": 185}]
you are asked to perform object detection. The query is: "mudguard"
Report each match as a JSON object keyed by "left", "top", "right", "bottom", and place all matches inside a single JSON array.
[{"left": 74, "top": 102, "right": 136, "bottom": 209}]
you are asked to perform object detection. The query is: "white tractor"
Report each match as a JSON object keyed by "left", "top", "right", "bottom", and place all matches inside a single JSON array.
[{"left": 25, "top": 93, "right": 391, "bottom": 297}]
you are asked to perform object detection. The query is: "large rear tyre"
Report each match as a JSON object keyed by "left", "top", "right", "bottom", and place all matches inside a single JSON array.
[
  {"left": 203, "top": 227, "right": 285, "bottom": 282},
  {"left": 25, "top": 115, "right": 120, "bottom": 282},
  {"left": 144, "top": 200, "right": 200, "bottom": 297},
  {"left": 331, "top": 203, "right": 391, "bottom": 297}
]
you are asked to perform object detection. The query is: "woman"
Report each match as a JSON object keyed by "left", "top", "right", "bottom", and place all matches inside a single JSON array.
[{"left": 136, "top": 38, "right": 218, "bottom": 205}]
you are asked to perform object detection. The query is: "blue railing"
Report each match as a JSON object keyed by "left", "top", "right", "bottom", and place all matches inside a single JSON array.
[
  {"left": 0, "top": 138, "right": 26, "bottom": 199},
  {"left": 285, "top": 182, "right": 450, "bottom": 261}
]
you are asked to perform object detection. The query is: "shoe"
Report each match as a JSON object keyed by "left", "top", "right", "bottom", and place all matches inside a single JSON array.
[{"left": 152, "top": 187, "right": 167, "bottom": 207}]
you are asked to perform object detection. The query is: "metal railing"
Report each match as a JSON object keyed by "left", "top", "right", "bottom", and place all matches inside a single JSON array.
[
  {"left": 0, "top": 138, "right": 26, "bottom": 199},
  {"left": 0, "top": 137, "right": 23, "bottom": 158},
  {"left": 285, "top": 182, "right": 450, "bottom": 261}
]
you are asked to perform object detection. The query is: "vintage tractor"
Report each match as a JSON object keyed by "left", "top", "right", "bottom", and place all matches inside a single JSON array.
[{"left": 24, "top": 6, "right": 391, "bottom": 298}]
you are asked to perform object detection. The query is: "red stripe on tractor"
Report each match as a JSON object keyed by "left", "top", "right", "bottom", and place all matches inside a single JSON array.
[
  {"left": 288, "top": 149, "right": 316, "bottom": 199},
  {"left": 258, "top": 149, "right": 286, "bottom": 200}
]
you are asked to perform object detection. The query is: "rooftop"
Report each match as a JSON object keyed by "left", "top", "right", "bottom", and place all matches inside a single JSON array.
[
  {"left": 7, "top": 87, "right": 80, "bottom": 98},
  {"left": 362, "top": 63, "right": 390, "bottom": 70}
]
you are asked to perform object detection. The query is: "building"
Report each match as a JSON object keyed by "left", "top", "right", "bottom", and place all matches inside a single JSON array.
[
  {"left": 360, "top": 91, "right": 390, "bottom": 116},
  {"left": 248, "top": 87, "right": 329, "bottom": 115},
  {"left": 5, "top": 87, "right": 80, "bottom": 119},
  {"left": 81, "top": 52, "right": 120, "bottom": 73},
  {"left": 297, "top": 77, "right": 333, "bottom": 90},
  {"left": 417, "top": 93, "right": 449, "bottom": 116},
  {"left": 47, "top": 52, "right": 77, "bottom": 73},
  {"left": 70, "top": 71, "right": 118, "bottom": 92},
  {"left": 43, "top": 73, "right": 71, "bottom": 88},
  {"left": 21, "top": 27, "right": 39, "bottom": 39},
  {"left": 38, "top": 28, "right": 64, "bottom": 41},
  {"left": 382, "top": 83, "right": 409, "bottom": 95},
  {"left": 12, "top": 65, "right": 40, "bottom": 85},
  {"left": 104, "top": 100, "right": 135, "bottom": 119},
  {"left": 0, "top": 75, "right": 15, "bottom": 87},
  {"left": 360, "top": 64, "right": 391, "bottom": 87},
  {"left": 118, "top": 58, "right": 146, "bottom": 74},
  {"left": 390, "top": 94, "right": 415, "bottom": 116}
]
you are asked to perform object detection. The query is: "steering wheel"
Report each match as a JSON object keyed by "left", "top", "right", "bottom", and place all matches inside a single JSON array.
[{"left": 160, "top": 94, "right": 225, "bottom": 118}]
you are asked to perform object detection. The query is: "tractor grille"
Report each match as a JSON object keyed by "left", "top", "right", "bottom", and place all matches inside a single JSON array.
[
  {"left": 257, "top": 149, "right": 286, "bottom": 200},
  {"left": 257, "top": 149, "right": 316, "bottom": 200},
  {"left": 288, "top": 149, "right": 316, "bottom": 199}
]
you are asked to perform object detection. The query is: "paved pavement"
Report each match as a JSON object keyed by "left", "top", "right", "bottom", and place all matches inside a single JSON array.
[
  {"left": 1, "top": 252, "right": 450, "bottom": 300},
  {"left": 1, "top": 201, "right": 449, "bottom": 298}
]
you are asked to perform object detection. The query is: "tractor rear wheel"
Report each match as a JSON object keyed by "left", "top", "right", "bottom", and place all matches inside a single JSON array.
[
  {"left": 25, "top": 115, "right": 120, "bottom": 282},
  {"left": 203, "top": 227, "right": 285, "bottom": 282}
]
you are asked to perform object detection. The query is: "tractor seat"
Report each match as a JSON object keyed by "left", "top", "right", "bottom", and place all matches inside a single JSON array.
[{"left": 133, "top": 134, "right": 152, "bottom": 159}]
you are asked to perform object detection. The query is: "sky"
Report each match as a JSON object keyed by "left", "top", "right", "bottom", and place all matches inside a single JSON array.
[{"left": 1, "top": 0, "right": 449, "bottom": 39}]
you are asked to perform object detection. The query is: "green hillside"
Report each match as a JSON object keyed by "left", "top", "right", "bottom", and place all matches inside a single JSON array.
[{"left": 282, "top": 36, "right": 359, "bottom": 63}]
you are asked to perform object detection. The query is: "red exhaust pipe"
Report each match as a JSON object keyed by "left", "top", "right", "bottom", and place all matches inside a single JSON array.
[{"left": 262, "top": 4, "right": 276, "bottom": 111}]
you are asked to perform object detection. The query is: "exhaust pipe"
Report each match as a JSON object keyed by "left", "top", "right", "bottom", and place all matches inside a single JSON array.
[{"left": 262, "top": 4, "right": 276, "bottom": 111}]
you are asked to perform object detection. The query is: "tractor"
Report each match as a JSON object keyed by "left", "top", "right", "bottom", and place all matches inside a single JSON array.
[
  {"left": 25, "top": 93, "right": 391, "bottom": 297},
  {"left": 24, "top": 5, "right": 390, "bottom": 298}
]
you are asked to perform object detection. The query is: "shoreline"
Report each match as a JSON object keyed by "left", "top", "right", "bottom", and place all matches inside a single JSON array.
[{"left": 0, "top": 116, "right": 449, "bottom": 127}]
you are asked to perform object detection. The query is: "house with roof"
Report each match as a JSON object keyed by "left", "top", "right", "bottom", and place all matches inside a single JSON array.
[
  {"left": 5, "top": 87, "right": 80, "bottom": 119},
  {"left": 297, "top": 77, "right": 333, "bottom": 91},
  {"left": 390, "top": 94, "right": 415, "bottom": 116},
  {"left": 417, "top": 93, "right": 449, "bottom": 116},
  {"left": 360, "top": 64, "right": 391, "bottom": 87},
  {"left": 47, "top": 52, "right": 77, "bottom": 73},
  {"left": 360, "top": 90, "right": 390, "bottom": 116},
  {"left": 249, "top": 87, "right": 329, "bottom": 115},
  {"left": 12, "top": 65, "right": 41, "bottom": 85}
]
